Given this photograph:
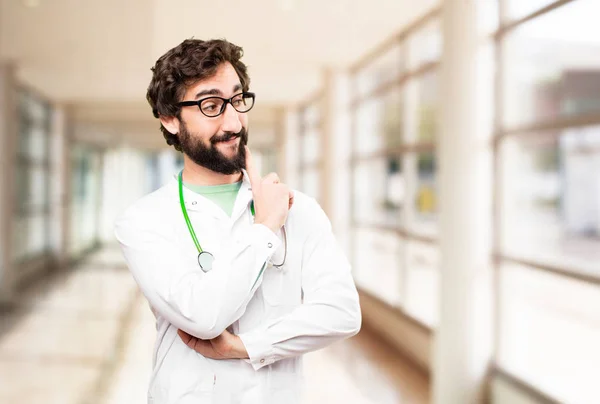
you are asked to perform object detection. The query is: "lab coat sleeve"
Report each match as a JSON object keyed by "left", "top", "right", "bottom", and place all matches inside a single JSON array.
[
  {"left": 237, "top": 198, "right": 362, "bottom": 370},
  {"left": 114, "top": 208, "right": 281, "bottom": 341}
]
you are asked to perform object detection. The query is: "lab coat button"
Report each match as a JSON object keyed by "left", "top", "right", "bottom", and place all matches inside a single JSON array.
[
  {"left": 260, "top": 359, "right": 265, "bottom": 364},
  {"left": 267, "top": 242, "right": 273, "bottom": 248}
]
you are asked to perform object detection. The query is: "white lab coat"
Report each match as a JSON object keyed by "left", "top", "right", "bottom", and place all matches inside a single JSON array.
[{"left": 114, "top": 169, "right": 361, "bottom": 404}]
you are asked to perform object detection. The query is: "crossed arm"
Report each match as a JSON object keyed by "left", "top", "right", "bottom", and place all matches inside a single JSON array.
[
  {"left": 174, "top": 198, "right": 362, "bottom": 370},
  {"left": 115, "top": 197, "right": 361, "bottom": 371}
]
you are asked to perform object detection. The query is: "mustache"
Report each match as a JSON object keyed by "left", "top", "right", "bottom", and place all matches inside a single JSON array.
[{"left": 211, "top": 129, "right": 246, "bottom": 144}]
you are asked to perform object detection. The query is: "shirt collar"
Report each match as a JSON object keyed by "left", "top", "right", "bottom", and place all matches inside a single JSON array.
[{"left": 171, "top": 169, "right": 254, "bottom": 220}]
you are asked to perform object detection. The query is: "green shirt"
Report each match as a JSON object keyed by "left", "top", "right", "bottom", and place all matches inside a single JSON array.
[{"left": 182, "top": 181, "right": 242, "bottom": 217}]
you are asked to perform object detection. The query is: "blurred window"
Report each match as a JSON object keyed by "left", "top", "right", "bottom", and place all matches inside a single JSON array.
[
  {"left": 415, "top": 73, "right": 439, "bottom": 144},
  {"left": 497, "top": 263, "right": 600, "bottom": 403},
  {"left": 407, "top": 19, "right": 442, "bottom": 69},
  {"left": 69, "top": 145, "right": 102, "bottom": 258},
  {"left": 253, "top": 148, "right": 278, "bottom": 177},
  {"left": 298, "top": 98, "right": 322, "bottom": 201},
  {"left": 408, "top": 152, "right": 438, "bottom": 238},
  {"left": 356, "top": 44, "right": 405, "bottom": 98},
  {"left": 499, "top": 128, "right": 600, "bottom": 275},
  {"left": 504, "top": 0, "right": 567, "bottom": 22},
  {"left": 355, "top": 88, "right": 404, "bottom": 156},
  {"left": 353, "top": 226, "right": 404, "bottom": 306},
  {"left": 353, "top": 157, "right": 404, "bottom": 228},
  {"left": 496, "top": 0, "right": 600, "bottom": 400},
  {"left": 350, "top": 14, "right": 441, "bottom": 327},
  {"left": 404, "top": 241, "right": 439, "bottom": 327},
  {"left": 502, "top": 0, "right": 600, "bottom": 128},
  {"left": 13, "top": 90, "right": 51, "bottom": 262},
  {"left": 302, "top": 126, "right": 320, "bottom": 166},
  {"left": 301, "top": 166, "right": 321, "bottom": 203}
]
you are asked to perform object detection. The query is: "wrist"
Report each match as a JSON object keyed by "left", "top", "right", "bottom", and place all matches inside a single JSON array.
[
  {"left": 231, "top": 335, "right": 249, "bottom": 359},
  {"left": 256, "top": 220, "right": 279, "bottom": 235}
]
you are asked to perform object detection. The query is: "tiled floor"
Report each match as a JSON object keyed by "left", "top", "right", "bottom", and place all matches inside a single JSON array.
[{"left": 0, "top": 247, "right": 429, "bottom": 404}]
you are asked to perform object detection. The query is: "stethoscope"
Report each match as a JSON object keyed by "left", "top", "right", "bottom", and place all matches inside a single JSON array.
[{"left": 178, "top": 171, "right": 287, "bottom": 273}]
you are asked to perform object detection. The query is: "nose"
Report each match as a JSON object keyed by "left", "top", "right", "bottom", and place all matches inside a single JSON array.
[{"left": 220, "top": 102, "right": 242, "bottom": 134}]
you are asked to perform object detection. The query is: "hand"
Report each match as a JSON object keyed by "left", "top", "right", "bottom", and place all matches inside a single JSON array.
[
  {"left": 177, "top": 329, "right": 249, "bottom": 360},
  {"left": 245, "top": 146, "right": 294, "bottom": 234}
]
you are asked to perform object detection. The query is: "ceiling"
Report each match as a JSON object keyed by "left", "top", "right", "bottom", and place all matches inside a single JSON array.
[{"left": 0, "top": 0, "right": 436, "bottom": 143}]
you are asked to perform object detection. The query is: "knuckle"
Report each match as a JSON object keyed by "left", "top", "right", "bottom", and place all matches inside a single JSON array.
[{"left": 263, "top": 172, "right": 280, "bottom": 183}]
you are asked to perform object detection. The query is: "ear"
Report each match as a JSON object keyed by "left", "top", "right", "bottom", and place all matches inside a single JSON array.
[{"left": 159, "top": 115, "right": 181, "bottom": 135}]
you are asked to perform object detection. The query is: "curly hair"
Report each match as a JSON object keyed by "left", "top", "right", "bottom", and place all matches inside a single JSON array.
[{"left": 146, "top": 39, "right": 250, "bottom": 151}]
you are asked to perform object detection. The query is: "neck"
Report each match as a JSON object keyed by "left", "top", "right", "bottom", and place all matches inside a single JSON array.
[{"left": 182, "top": 157, "right": 243, "bottom": 186}]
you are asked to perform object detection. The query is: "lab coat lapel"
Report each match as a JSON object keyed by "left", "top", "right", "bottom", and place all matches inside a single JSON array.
[{"left": 230, "top": 169, "right": 254, "bottom": 223}]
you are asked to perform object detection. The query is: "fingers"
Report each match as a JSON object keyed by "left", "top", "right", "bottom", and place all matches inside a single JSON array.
[
  {"left": 177, "top": 329, "right": 194, "bottom": 346},
  {"left": 263, "top": 172, "right": 280, "bottom": 184},
  {"left": 244, "top": 146, "right": 261, "bottom": 189},
  {"left": 179, "top": 330, "right": 209, "bottom": 355}
]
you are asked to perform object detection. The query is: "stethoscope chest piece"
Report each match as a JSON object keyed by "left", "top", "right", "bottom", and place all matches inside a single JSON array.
[{"left": 198, "top": 251, "right": 215, "bottom": 273}]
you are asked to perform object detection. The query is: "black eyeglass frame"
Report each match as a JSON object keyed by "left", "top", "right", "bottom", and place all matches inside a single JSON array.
[{"left": 177, "top": 92, "right": 256, "bottom": 117}]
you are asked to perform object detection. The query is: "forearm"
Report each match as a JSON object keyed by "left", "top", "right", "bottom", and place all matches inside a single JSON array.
[
  {"left": 118, "top": 223, "right": 280, "bottom": 340},
  {"left": 238, "top": 284, "right": 361, "bottom": 370},
  {"left": 161, "top": 255, "right": 267, "bottom": 339}
]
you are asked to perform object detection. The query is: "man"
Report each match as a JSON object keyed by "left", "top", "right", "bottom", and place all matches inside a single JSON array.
[{"left": 115, "top": 38, "right": 361, "bottom": 404}]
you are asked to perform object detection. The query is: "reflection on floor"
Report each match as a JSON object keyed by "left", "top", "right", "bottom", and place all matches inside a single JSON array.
[{"left": 0, "top": 247, "right": 429, "bottom": 404}]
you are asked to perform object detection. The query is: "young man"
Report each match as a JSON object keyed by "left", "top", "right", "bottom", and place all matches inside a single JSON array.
[{"left": 115, "top": 38, "right": 361, "bottom": 404}]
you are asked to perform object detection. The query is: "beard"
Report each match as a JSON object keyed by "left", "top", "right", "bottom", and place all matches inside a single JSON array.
[{"left": 178, "top": 123, "right": 248, "bottom": 175}]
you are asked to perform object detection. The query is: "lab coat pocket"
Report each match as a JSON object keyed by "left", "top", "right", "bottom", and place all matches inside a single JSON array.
[
  {"left": 267, "top": 358, "right": 303, "bottom": 404},
  {"left": 260, "top": 254, "right": 302, "bottom": 309},
  {"left": 175, "top": 385, "right": 214, "bottom": 404},
  {"left": 152, "top": 385, "right": 214, "bottom": 404},
  {"left": 260, "top": 265, "right": 294, "bottom": 307},
  {"left": 150, "top": 337, "right": 215, "bottom": 404},
  {"left": 151, "top": 386, "right": 213, "bottom": 404}
]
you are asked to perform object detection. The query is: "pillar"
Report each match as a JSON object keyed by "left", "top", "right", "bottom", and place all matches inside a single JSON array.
[{"left": 433, "top": 1, "right": 494, "bottom": 403}]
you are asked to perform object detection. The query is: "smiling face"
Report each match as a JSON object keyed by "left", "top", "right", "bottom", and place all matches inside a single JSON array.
[{"left": 161, "top": 62, "right": 249, "bottom": 175}]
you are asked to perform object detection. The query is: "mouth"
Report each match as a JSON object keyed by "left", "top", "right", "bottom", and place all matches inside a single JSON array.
[
  {"left": 213, "top": 134, "right": 239, "bottom": 144},
  {"left": 214, "top": 136, "right": 240, "bottom": 148}
]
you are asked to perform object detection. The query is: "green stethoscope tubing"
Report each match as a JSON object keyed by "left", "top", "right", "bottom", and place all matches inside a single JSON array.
[
  {"left": 178, "top": 171, "right": 286, "bottom": 289},
  {"left": 178, "top": 170, "right": 255, "bottom": 257}
]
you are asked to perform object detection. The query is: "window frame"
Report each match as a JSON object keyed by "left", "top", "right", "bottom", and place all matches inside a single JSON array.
[{"left": 13, "top": 86, "right": 52, "bottom": 263}]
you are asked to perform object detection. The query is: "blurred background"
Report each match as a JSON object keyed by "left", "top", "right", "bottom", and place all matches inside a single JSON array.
[{"left": 0, "top": 0, "right": 599, "bottom": 403}]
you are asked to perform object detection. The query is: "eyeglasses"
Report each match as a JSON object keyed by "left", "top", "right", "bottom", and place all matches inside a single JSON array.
[{"left": 177, "top": 92, "right": 255, "bottom": 118}]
